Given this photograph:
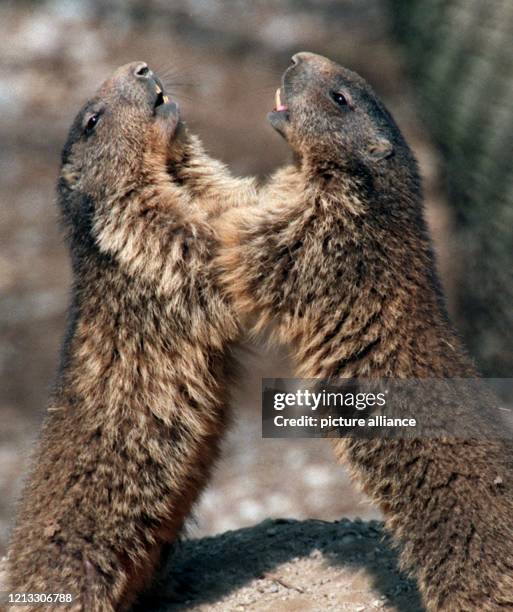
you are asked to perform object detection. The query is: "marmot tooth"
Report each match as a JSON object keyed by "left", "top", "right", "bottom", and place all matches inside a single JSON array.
[{"left": 275, "top": 88, "right": 282, "bottom": 110}]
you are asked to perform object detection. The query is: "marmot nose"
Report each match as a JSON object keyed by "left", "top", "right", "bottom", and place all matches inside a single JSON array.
[
  {"left": 291, "top": 52, "right": 316, "bottom": 65},
  {"left": 291, "top": 52, "right": 328, "bottom": 68},
  {"left": 133, "top": 62, "right": 151, "bottom": 79}
]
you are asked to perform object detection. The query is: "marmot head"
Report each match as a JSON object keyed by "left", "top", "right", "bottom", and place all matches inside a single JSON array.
[
  {"left": 58, "top": 62, "right": 180, "bottom": 231},
  {"left": 269, "top": 52, "right": 419, "bottom": 197}
]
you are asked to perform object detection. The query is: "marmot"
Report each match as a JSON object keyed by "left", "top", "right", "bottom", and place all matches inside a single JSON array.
[
  {"left": 6, "top": 62, "right": 255, "bottom": 611},
  {"left": 217, "top": 52, "right": 513, "bottom": 611}
]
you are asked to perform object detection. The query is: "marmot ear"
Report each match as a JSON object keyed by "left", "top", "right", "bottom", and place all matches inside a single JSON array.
[{"left": 367, "top": 138, "right": 394, "bottom": 161}]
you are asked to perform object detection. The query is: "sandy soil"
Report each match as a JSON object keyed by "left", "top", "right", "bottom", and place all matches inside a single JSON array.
[{"left": 136, "top": 519, "right": 423, "bottom": 612}]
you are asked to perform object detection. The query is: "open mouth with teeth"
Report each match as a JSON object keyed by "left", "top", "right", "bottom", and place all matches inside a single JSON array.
[
  {"left": 268, "top": 87, "right": 290, "bottom": 133},
  {"left": 274, "top": 88, "right": 288, "bottom": 113},
  {"left": 154, "top": 83, "right": 170, "bottom": 110},
  {"left": 151, "top": 78, "right": 180, "bottom": 139}
]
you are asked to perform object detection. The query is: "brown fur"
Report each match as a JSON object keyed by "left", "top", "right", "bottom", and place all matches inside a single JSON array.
[
  {"left": 217, "top": 53, "right": 513, "bottom": 611},
  {"left": 6, "top": 62, "right": 255, "bottom": 611}
]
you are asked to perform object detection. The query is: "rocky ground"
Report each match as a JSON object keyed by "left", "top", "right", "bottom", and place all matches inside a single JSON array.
[{"left": 137, "top": 519, "right": 423, "bottom": 612}]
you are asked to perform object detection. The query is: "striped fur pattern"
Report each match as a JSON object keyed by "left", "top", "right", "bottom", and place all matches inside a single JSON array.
[
  {"left": 217, "top": 53, "right": 513, "bottom": 611},
  {"left": 6, "top": 63, "right": 255, "bottom": 611}
]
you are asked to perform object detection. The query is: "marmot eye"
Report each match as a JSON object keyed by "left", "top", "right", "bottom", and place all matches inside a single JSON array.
[
  {"left": 84, "top": 113, "right": 100, "bottom": 134},
  {"left": 331, "top": 91, "right": 349, "bottom": 108}
]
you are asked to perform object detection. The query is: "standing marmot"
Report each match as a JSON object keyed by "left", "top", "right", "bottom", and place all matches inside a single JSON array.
[
  {"left": 6, "top": 62, "right": 255, "bottom": 611},
  {"left": 217, "top": 52, "right": 513, "bottom": 611}
]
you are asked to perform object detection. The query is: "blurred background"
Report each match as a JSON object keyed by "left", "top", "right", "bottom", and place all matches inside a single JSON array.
[{"left": 0, "top": 0, "right": 511, "bottom": 558}]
